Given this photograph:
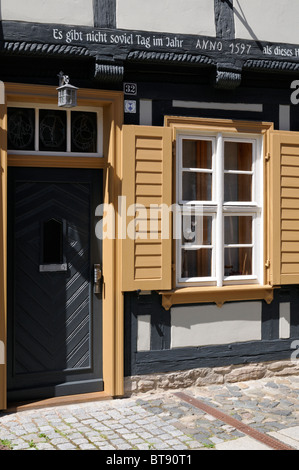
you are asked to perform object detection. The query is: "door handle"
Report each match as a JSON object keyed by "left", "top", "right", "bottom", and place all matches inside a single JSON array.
[{"left": 94, "top": 264, "right": 102, "bottom": 294}]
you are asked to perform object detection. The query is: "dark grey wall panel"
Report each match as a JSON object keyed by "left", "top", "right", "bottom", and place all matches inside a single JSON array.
[
  {"left": 125, "top": 289, "right": 299, "bottom": 377},
  {"left": 290, "top": 288, "right": 299, "bottom": 338},
  {"left": 262, "top": 290, "right": 279, "bottom": 341},
  {"left": 133, "top": 339, "right": 293, "bottom": 375}
]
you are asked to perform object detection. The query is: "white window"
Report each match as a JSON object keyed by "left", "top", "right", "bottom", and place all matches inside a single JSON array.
[{"left": 176, "top": 131, "right": 263, "bottom": 287}]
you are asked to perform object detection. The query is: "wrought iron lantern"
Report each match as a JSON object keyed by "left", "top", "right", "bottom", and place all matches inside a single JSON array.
[{"left": 57, "top": 71, "right": 78, "bottom": 108}]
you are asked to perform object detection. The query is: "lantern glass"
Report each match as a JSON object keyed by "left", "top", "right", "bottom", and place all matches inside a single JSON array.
[{"left": 58, "top": 85, "right": 78, "bottom": 108}]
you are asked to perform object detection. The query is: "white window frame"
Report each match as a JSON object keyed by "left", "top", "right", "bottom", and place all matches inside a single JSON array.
[
  {"left": 176, "top": 130, "right": 264, "bottom": 288},
  {"left": 7, "top": 103, "right": 104, "bottom": 157}
]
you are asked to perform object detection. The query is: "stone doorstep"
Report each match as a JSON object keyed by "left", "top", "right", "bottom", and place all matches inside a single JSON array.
[
  {"left": 6, "top": 391, "right": 112, "bottom": 413},
  {"left": 124, "top": 360, "right": 299, "bottom": 395}
]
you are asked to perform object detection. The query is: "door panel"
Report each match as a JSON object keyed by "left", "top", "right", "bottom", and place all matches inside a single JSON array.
[{"left": 7, "top": 167, "right": 103, "bottom": 401}]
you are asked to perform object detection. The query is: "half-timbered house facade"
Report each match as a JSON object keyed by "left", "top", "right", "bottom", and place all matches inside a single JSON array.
[{"left": 1, "top": 0, "right": 299, "bottom": 407}]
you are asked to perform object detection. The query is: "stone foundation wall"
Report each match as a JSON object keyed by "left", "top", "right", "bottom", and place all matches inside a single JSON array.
[{"left": 124, "top": 360, "right": 299, "bottom": 396}]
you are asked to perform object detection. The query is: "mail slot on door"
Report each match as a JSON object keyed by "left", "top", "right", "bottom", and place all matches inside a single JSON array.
[{"left": 94, "top": 264, "right": 102, "bottom": 294}]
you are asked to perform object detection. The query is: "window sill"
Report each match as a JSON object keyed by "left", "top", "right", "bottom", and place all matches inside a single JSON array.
[{"left": 159, "top": 284, "right": 274, "bottom": 310}]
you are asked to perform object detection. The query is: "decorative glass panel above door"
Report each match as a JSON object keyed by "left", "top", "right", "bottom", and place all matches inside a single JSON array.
[
  {"left": 39, "top": 110, "right": 67, "bottom": 152},
  {"left": 71, "top": 111, "right": 97, "bottom": 153},
  {"left": 8, "top": 107, "right": 35, "bottom": 151},
  {"left": 7, "top": 107, "right": 101, "bottom": 155}
]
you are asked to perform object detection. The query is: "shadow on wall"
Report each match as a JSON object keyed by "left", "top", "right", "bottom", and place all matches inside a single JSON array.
[{"left": 233, "top": 0, "right": 262, "bottom": 47}]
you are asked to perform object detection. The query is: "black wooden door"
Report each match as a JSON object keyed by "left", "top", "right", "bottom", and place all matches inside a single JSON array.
[{"left": 7, "top": 168, "right": 103, "bottom": 401}]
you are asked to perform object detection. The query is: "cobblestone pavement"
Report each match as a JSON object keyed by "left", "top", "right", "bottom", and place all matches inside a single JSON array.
[{"left": 1, "top": 375, "right": 299, "bottom": 450}]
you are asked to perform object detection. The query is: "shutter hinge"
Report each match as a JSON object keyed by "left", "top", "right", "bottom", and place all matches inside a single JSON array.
[
  {"left": 265, "top": 259, "right": 271, "bottom": 268},
  {"left": 265, "top": 153, "right": 271, "bottom": 162},
  {"left": 172, "top": 263, "right": 176, "bottom": 271}
]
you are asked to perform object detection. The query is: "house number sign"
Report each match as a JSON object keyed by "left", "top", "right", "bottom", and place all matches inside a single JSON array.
[{"left": 124, "top": 83, "right": 137, "bottom": 95}]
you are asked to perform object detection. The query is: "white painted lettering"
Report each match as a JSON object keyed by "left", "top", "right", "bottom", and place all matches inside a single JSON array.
[
  {"left": 201, "top": 39, "right": 210, "bottom": 50},
  {"left": 263, "top": 45, "right": 272, "bottom": 55},
  {"left": 110, "top": 33, "right": 134, "bottom": 45},
  {"left": 274, "top": 45, "right": 293, "bottom": 57},
  {"left": 209, "top": 41, "right": 217, "bottom": 51},
  {"left": 153, "top": 36, "right": 164, "bottom": 47},
  {"left": 229, "top": 42, "right": 251, "bottom": 55},
  {"left": 86, "top": 31, "right": 108, "bottom": 43},
  {"left": 166, "top": 36, "right": 183, "bottom": 48},
  {"left": 135, "top": 34, "right": 151, "bottom": 49},
  {"left": 53, "top": 29, "right": 63, "bottom": 40},
  {"left": 66, "top": 29, "right": 83, "bottom": 44},
  {"left": 263, "top": 44, "right": 294, "bottom": 57},
  {"left": 196, "top": 39, "right": 222, "bottom": 52}
]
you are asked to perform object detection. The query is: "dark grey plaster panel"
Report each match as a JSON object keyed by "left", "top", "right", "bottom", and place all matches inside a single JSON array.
[{"left": 131, "top": 338, "right": 293, "bottom": 375}]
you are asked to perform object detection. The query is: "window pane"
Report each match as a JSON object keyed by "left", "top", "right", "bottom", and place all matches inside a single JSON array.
[
  {"left": 39, "top": 110, "right": 67, "bottom": 152},
  {"left": 71, "top": 111, "right": 97, "bottom": 153},
  {"left": 182, "top": 172, "right": 212, "bottom": 201},
  {"left": 182, "top": 214, "right": 212, "bottom": 245},
  {"left": 224, "top": 247, "right": 252, "bottom": 276},
  {"left": 224, "top": 216, "right": 252, "bottom": 245},
  {"left": 183, "top": 139, "right": 212, "bottom": 169},
  {"left": 8, "top": 107, "right": 35, "bottom": 150},
  {"left": 181, "top": 249, "right": 212, "bottom": 278},
  {"left": 224, "top": 142, "right": 252, "bottom": 171},
  {"left": 224, "top": 173, "right": 252, "bottom": 202}
]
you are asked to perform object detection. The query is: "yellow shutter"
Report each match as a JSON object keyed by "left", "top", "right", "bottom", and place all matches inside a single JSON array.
[
  {"left": 271, "top": 131, "right": 299, "bottom": 285},
  {"left": 0, "top": 99, "right": 7, "bottom": 410},
  {"left": 121, "top": 125, "right": 172, "bottom": 291}
]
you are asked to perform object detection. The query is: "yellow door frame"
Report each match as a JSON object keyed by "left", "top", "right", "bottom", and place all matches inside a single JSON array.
[
  {"left": 0, "top": 83, "right": 124, "bottom": 409},
  {"left": 0, "top": 98, "right": 7, "bottom": 410}
]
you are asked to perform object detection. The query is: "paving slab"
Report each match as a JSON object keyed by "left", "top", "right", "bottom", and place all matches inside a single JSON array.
[
  {"left": 268, "top": 426, "right": 299, "bottom": 450},
  {"left": 215, "top": 436, "right": 272, "bottom": 450}
]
